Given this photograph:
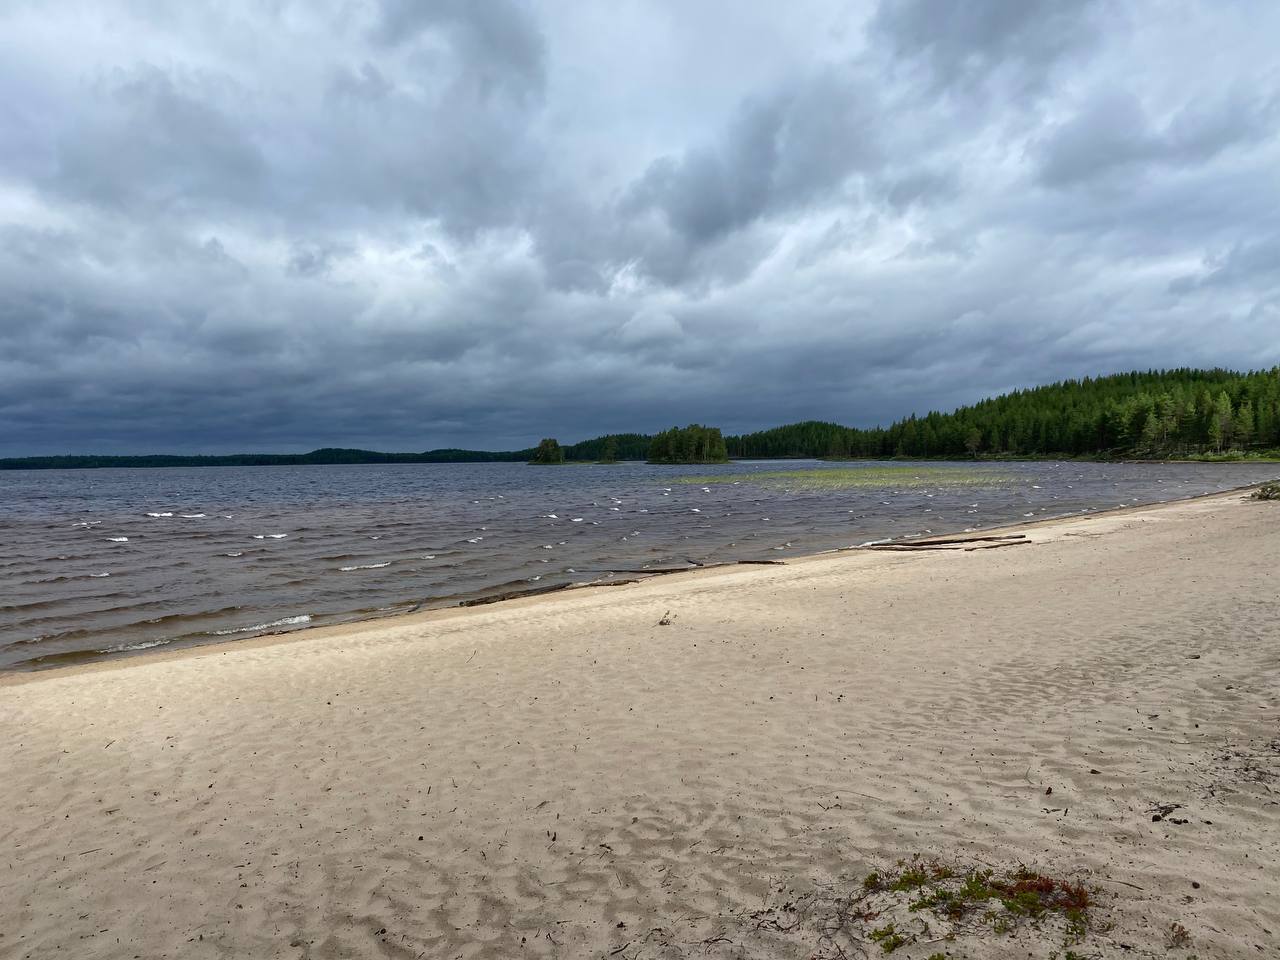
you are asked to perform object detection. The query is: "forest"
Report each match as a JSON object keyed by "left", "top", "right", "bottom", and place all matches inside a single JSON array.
[
  {"left": 4, "top": 369, "right": 1278, "bottom": 469},
  {"left": 646, "top": 424, "right": 729, "bottom": 464},
  {"left": 726, "top": 368, "right": 1280, "bottom": 460}
]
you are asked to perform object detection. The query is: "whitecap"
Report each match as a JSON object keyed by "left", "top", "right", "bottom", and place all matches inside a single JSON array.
[
  {"left": 253, "top": 534, "right": 288, "bottom": 539},
  {"left": 690, "top": 508, "right": 701, "bottom": 513},
  {"left": 101, "top": 638, "right": 171, "bottom": 653},
  {"left": 542, "top": 544, "right": 554, "bottom": 549},
  {"left": 146, "top": 512, "right": 174, "bottom": 518},
  {"left": 420, "top": 554, "right": 436, "bottom": 560},
  {"left": 224, "top": 552, "right": 243, "bottom": 557},
  {"left": 212, "top": 614, "right": 311, "bottom": 636},
  {"left": 179, "top": 513, "right": 206, "bottom": 519},
  {"left": 339, "top": 562, "right": 392, "bottom": 571},
  {"left": 89, "top": 572, "right": 111, "bottom": 578},
  {"left": 466, "top": 537, "right": 483, "bottom": 544},
  {"left": 106, "top": 536, "right": 129, "bottom": 543}
]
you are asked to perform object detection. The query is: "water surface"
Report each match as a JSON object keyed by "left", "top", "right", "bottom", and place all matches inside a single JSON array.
[{"left": 2, "top": 459, "right": 1274, "bottom": 671}]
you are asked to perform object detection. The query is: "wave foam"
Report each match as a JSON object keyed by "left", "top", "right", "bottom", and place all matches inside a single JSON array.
[
  {"left": 146, "top": 512, "right": 173, "bottom": 518},
  {"left": 106, "top": 537, "right": 129, "bottom": 542},
  {"left": 101, "top": 638, "right": 171, "bottom": 653},
  {"left": 252, "top": 534, "right": 288, "bottom": 539},
  {"left": 339, "top": 562, "right": 392, "bottom": 571},
  {"left": 212, "top": 614, "right": 311, "bottom": 636}
]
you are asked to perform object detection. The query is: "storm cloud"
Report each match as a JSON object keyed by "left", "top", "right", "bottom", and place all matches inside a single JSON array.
[{"left": 1, "top": 0, "right": 1277, "bottom": 454}]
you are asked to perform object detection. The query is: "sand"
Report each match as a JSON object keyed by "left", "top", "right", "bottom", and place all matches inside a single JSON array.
[{"left": 2, "top": 490, "right": 1278, "bottom": 959}]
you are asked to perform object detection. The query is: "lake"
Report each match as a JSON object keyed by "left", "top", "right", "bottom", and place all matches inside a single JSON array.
[{"left": 2, "top": 459, "right": 1276, "bottom": 671}]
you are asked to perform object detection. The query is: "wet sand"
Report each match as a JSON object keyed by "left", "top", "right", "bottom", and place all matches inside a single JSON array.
[{"left": 2, "top": 489, "right": 1278, "bottom": 958}]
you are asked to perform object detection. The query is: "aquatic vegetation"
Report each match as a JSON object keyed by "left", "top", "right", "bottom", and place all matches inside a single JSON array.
[{"left": 675, "top": 466, "right": 1014, "bottom": 490}]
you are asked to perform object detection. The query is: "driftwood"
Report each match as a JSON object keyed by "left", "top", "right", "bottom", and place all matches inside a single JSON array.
[
  {"left": 456, "top": 557, "right": 790, "bottom": 608},
  {"left": 574, "top": 558, "right": 787, "bottom": 575},
  {"left": 458, "top": 582, "right": 574, "bottom": 606},
  {"left": 906, "top": 533, "right": 1026, "bottom": 547},
  {"left": 862, "top": 539, "right": 1031, "bottom": 553}
]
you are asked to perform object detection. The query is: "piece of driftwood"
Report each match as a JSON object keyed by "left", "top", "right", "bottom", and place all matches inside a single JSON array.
[
  {"left": 458, "top": 582, "right": 574, "bottom": 606},
  {"left": 863, "top": 539, "right": 1031, "bottom": 552},
  {"left": 906, "top": 533, "right": 1026, "bottom": 547},
  {"left": 573, "top": 565, "right": 711, "bottom": 575}
]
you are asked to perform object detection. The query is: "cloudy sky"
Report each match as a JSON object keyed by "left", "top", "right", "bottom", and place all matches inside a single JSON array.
[{"left": 2, "top": 0, "right": 1278, "bottom": 454}]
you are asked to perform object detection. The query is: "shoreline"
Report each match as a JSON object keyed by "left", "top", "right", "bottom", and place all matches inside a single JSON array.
[
  {"left": 3, "top": 480, "right": 1278, "bottom": 957},
  {"left": 3, "top": 480, "right": 1270, "bottom": 689}
]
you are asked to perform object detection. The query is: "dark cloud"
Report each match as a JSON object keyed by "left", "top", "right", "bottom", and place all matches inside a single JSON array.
[
  {"left": 1036, "top": 88, "right": 1278, "bottom": 186},
  {"left": 0, "top": 0, "right": 1277, "bottom": 455},
  {"left": 871, "top": 0, "right": 1104, "bottom": 91}
]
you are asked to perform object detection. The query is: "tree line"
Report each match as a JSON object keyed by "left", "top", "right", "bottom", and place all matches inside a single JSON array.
[
  {"left": 6, "top": 369, "right": 1278, "bottom": 469},
  {"left": 727, "top": 368, "right": 1280, "bottom": 459}
]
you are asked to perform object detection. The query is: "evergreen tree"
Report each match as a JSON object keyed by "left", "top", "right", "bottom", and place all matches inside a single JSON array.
[{"left": 530, "top": 438, "right": 565, "bottom": 465}]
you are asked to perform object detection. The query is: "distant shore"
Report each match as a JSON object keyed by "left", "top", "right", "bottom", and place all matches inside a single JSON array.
[
  {"left": 3, "top": 486, "right": 1277, "bottom": 957},
  {"left": 5, "top": 450, "right": 1280, "bottom": 470}
]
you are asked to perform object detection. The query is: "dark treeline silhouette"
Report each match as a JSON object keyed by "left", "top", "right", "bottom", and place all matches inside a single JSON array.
[
  {"left": 0, "top": 447, "right": 535, "bottom": 470},
  {"left": 647, "top": 424, "right": 729, "bottom": 464},
  {"left": 529, "top": 438, "right": 565, "bottom": 465},
  {"left": 728, "top": 368, "right": 1280, "bottom": 459},
  {"left": 5, "top": 369, "right": 1278, "bottom": 470}
]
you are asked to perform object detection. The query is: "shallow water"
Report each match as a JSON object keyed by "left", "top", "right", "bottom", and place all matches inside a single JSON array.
[{"left": 2, "top": 459, "right": 1275, "bottom": 671}]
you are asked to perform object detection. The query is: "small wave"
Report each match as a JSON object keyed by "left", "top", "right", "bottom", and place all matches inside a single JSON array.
[
  {"left": 180, "top": 513, "right": 206, "bottom": 519},
  {"left": 146, "top": 512, "right": 174, "bottom": 518},
  {"left": 72, "top": 521, "right": 102, "bottom": 527},
  {"left": 88, "top": 572, "right": 111, "bottom": 578},
  {"left": 253, "top": 534, "right": 288, "bottom": 539},
  {"left": 224, "top": 551, "right": 244, "bottom": 557},
  {"left": 100, "top": 638, "right": 171, "bottom": 653},
  {"left": 212, "top": 614, "right": 311, "bottom": 636},
  {"left": 420, "top": 554, "right": 436, "bottom": 559},
  {"left": 339, "top": 562, "right": 392, "bottom": 571},
  {"left": 571, "top": 518, "right": 584, "bottom": 522},
  {"left": 106, "top": 537, "right": 129, "bottom": 543},
  {"left": 466, "top": 537, "right": 483, "bottom": 544}
]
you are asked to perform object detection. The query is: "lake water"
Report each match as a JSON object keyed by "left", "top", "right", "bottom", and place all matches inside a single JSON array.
[{"left": 2, "top": 459, "right": 1276, "bottom": 671}]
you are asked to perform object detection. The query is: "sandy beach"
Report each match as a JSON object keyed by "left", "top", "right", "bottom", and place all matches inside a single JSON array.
[{"left": 2, "top": 490, "right": 1278, "bottom": 959}]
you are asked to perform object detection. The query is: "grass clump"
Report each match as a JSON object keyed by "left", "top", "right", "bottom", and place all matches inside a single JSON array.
[
  {"left": 868, "top": 923, "right": 909, "bottom": 953},
  {"left": 851, "top": 857, "right": 1097, "bottom": 952},
  {"left": 1252, "top": 482, "right": 1280, "bottom": 500}
]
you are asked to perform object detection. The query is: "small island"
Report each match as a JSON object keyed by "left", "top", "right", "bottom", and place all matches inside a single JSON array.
[{"left": 528, "top": 438, "right": 565, "bottom": 465}]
